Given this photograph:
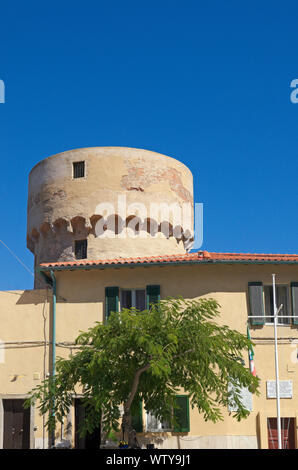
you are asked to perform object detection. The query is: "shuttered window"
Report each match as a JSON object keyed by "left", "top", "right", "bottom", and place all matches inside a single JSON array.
[
  {"left": 173, "top": 395, "right": 190, "bottom": 433},
  {"left": 291, "top": 282, "right": 298, "bottom": 325},
  {"left": 146, "top": 285, "right": 160, "bottom": 309},
  {"left": 131, "top": 395, "right": 190, "bottom": 434},
  {"left": 105, "top": 286, "right": 119, "bottom": 321},
  {"left": 131, "top": 399, "right": 143, "bottom": 433},
  {"left": 248, "top": 282, "right": 265, "bottom": 325}
]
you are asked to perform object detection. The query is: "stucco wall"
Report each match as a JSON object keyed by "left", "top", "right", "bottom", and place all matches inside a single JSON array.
[
  {"left": 50, "top": 263, "right": 298, "bottom": 447},
  {"left": 1, "top": 263, "right": 298, "bottom": 448},
  {"left": 0, "top": 289, "right": 51, "bottom": 448}
]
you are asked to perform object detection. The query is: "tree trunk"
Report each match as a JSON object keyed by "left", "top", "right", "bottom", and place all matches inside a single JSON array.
[
  {"left": 122, "top": 362, "right": 151, "bottom": 448},
  {"left": 121, "top": 410, "right": 139, "bottom": 448}
]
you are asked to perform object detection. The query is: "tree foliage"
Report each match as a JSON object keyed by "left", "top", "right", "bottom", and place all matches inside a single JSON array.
[{"left": 25, "top": 297, "right": 259, "bottom": 446}]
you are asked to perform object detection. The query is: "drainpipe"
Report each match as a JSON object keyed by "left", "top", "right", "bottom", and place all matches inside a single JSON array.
[{"left": 50, "top": 270, "right": 56, "bottom": 448}]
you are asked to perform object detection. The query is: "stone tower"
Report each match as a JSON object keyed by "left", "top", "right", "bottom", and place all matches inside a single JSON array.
[{"left": 27, "top": 147, "right": 194, "bottom": 287}]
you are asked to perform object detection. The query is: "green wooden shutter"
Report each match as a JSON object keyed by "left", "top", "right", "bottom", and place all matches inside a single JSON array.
[
  {"left": 291, "top": 282, "right": 298, "bottom": 325},
  {"left": 173, "top": 395, "right": 190, "bottom": 433},
  {"left": 131, "top": 399, "right": 143, "bottom": 433},
  {"left": 105, "top": 286, "right": 119, "bottom": 321},
  {"left": 248, "top": 282, "right": 265, "bottom": 325},
  {"left": 146, "top": 285, "right": 160, "bottom": 309}
]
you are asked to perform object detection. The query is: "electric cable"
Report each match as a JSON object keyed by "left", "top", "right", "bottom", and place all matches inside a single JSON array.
[{"left": 0, "top": 239, "right": 34, "bottom": 277}]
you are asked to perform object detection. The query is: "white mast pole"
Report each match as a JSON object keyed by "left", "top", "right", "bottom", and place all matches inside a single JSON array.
[{"left": 272, "top": 274, "right": 282, "bottom": 449}]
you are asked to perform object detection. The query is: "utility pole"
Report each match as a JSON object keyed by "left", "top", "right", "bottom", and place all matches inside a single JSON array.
[{"left": 272, "top": 274, "right": 282, "bottom": 449}]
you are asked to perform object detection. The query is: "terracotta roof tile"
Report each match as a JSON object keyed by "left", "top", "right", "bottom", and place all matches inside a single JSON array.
[{"left": 39, "top": 251, "right": 298, "bottom": 270}]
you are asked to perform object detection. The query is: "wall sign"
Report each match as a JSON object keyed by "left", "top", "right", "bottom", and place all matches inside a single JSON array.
[{"left": 266, "top": 380, "right": 293, "bottom": 399}]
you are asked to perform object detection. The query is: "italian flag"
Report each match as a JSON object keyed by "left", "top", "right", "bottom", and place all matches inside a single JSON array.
[{"left": 247, "top": 325, "right": 256, "bottom": 377}]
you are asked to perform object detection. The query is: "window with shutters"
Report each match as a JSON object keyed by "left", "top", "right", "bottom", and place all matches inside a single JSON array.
[
  {"left": 173, "top": 395, "right": 190, "bottom": 433},
  {"left": 131, "top": 399, "right": 143, "bottom": 433},
  {"left": 291, "top": 282, "right": 298, "bottom": 325},
  {"left": 73, "top": 161, "right": 85, "bottom": 178},
  {"left": 146, "top": 285, "right": 160, "bottom": 309},
  {"left": 248, "top": 282, "right": 265, "bottom": 325},
  {"left": 145, "top": 395, "right": 190, "bottom": 433},
  {"left": 74, "top": 239, "right": 87, "bottom": 259},
  {"left": 131, "top": 395, "right": 189, "bottom": 434},
  {"left": 105, "top": 286, "right": 119, "bottom": 321},
  {"left": 120, "top": 285, "right": 161, "bottom": 311},
  {"left": 105, "top": 285, "right": 160, "bottom": 322},
  {"left": 248, "top": 282, "right": 298, "bottom": 326},
  {"left": 264, "top": 285, "right": 290, "bottom": 325}
]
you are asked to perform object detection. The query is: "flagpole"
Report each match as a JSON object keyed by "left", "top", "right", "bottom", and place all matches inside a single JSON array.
[
  {"left": 247, "top": 324, "right": 256, "bottom": 376},
  {"left": 272, "top": 274, "right": 282, "bottom": 449}
]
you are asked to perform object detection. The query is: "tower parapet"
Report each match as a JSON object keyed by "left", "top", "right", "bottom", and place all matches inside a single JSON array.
[{"left": 27, "top": 147, "right": 194, "bottom": 287}]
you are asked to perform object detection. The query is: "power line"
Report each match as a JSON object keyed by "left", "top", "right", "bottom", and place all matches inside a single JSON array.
[{"left": 0, "top": 239, "right": 34, "bottom": 277}]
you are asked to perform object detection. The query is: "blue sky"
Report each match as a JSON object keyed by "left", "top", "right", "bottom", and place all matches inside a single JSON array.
[{"left": 0, "top": 1, "right": 297, "bottom": 290}]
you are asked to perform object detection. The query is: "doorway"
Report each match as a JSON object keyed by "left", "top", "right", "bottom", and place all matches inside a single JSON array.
[
  {"left": 74, "top": 399, "right": 101, "bottom": 449},
  {"left": 267, "top": 417, "right": 296, "bottom": 449},
  {"left": 3, "top": 399, "right": 31, "bottom": 449}
]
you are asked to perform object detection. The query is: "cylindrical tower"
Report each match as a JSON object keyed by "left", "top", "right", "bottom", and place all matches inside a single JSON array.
[{"left": 27, "top": 147, "right": 194, "bottom": 287}]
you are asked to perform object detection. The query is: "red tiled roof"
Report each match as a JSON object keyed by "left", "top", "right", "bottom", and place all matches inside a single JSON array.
[{"left": 39, "top": 251, "right": 298, "bottom": 270}]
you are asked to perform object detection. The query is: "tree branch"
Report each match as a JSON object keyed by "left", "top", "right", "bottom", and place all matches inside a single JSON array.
[{"left": 124, "top": 362, "right": 151, "bottom": 413}]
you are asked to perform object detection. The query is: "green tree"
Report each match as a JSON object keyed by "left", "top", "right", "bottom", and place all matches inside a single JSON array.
[{"left": 25, "top": 297, "right": 259, "bottom": 448}]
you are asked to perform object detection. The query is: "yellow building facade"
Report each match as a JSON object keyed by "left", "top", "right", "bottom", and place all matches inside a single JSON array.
[{"left": 0, "top": 147, "right": 297, "bottom": 449}]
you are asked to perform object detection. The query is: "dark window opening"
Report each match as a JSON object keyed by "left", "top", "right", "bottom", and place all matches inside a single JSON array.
[
  {"left": 136, "top": 290, "right": 146, "bottom": 311},
  {"left": 121, "top": 289, "right": 146, "bottom": 311},
  {"left": 121, "top": 290, "right": 132, "bottom": 309},
  {"left": 75, "top": 399, "right": 101, "bottom": 449},
  {"left": 264, "top": 285, "right": 289, "bottom": 325},
  {"left": 75, "top": 239, "right": 87, "bottom": 259},
  {"left": 73, "top": 161, "right": 85, "bottom": 178}
]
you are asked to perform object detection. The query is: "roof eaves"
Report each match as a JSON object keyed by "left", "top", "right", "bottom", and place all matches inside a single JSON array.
[{"left": 38, "top": 257, "right": 298, "bottom": 274}]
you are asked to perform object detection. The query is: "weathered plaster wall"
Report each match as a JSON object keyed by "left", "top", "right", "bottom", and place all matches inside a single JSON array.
[{"left": 27, "top": 147, "right": 194, "bottom": 287}]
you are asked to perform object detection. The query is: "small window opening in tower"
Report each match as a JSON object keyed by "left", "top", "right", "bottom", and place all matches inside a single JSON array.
[
  {"left": 75, "top": 239, "right": 87, "bottom": 259},
  {"left": 73, "top": 161, "right": 85, "bottom": 178}
]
